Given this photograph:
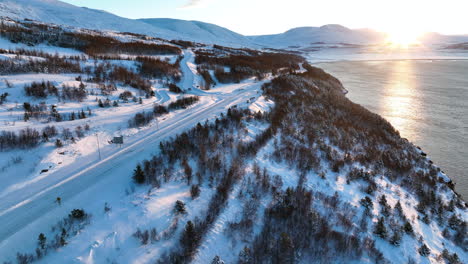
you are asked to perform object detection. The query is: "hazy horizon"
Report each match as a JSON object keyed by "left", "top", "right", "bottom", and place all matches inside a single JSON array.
[{"left": 62, "top": 0, "right": 468, "bottom": 36}]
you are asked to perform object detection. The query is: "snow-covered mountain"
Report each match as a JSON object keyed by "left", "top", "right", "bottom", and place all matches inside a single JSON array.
[
  {"left": 139, "top": 18, "right": 257, "bottom": 47},
  {"left": 0, "top": 0, "right": 172, "bottom": 36},
  {"left": 2, "top": 0, "right": 467, "bottom": 49},
  {"left": 248, "top": 24, "right": 387, "bottom": 48},
  {"left": 0, "top": 0, "right": 256, "bottom": 47}
]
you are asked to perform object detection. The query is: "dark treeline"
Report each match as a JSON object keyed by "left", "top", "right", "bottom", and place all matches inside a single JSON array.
[
  {"left": 128, "top": 96, "right": 199, "bottom": 128},
  {"left": 1, "top": 123, "right": 90, "bottom": 152},
  {"left": 136, "top": 56, "right": 181, "bottom": 81},
  {"left": 89, "top": 63, "right": 152, "bottom": 94},
  {"left": 0, "top": 54, "right": 81, "bottom": 75},
  {"left": 168, "top": 96, "right": 199, "bottom": 110},
  {"left": 0, "top": 47, "right": 85, "bottom": 61},
  {"left": 60, "top": 83, "right": 87, "bottom": 102},
  {"left": 0, "top": 20, "right": 181, "bottom": 56},
  {"left": 24, "top": 81, "right": 58, "bottom": 98},
  {"left": 0, "top": 128, "right": 41, "bottom": 150},
  {"left": 195, "top": 49, "right": 304, "bottom": 83},
  {"left": 24, "top": 81, "right": 87, "bottom": 102},
  {"left": 23, "top": 100, "right": 91, "bottom": 122},
  {"left": 196, "top": 65, "right": 215, "bottom": 90}
]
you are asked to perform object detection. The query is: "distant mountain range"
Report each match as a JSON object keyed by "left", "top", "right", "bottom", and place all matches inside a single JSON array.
[{"left": 1, "top": 0, "right": 468, "bottom": 48}]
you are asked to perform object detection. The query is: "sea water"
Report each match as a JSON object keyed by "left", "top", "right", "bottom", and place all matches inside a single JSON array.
[{"left": 316, "top": 59, "right": 468, "bottom": 199}]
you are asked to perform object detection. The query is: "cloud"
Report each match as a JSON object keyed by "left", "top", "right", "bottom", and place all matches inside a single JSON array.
[{"left": 180, "top": 0, "right": 205, "bottom": 9}]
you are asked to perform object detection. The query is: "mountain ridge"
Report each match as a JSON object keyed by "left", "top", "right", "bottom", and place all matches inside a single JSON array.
[{"left": 2, "top": 0, "right": 468, "bottom": 48}]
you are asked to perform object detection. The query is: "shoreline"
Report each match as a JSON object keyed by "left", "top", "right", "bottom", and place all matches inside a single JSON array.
[{"left": 314, "top": 59, "right": 468, "bottom": 200}]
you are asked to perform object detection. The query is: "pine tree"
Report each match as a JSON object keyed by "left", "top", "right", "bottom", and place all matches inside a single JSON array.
[
  {"left": 59, "top": 228, "right": 67, "bottom": 247},
  {"left": 374, "top": 217, "right": 387, "bottom": 239},
  {"left": 278, "top": 232, "right": 295, "bottom": 264},
  {"left": 180, "top": 221, "right": 198, "bottom": 256},
  {"left": 403, "top": 221, "right": 414, "bottom": 235},
  {"left": 38, "top": 233, "right": 46, "bottom": 250},
  {"left": 360, "top": 196, "right": 373, "bottom": 214},
  {"left": 55, "top": 139, "right": 63, "bottom": 148},
  {"left": 211, "top": 255, "right": 225, "bottom": 264},
  {"left": 174, "top": 200, "right": 186, "bottom": 214},
  {"left": 389, "top": 231, "right": 401, "bottom": 246},
  {"left": 182, "top": 159, "right": 192, "bottom": 185},
  {"left": 190, "top": 185, "right": 200, "bottom": 199},
  {"left": 379, "top": 195, "right": 391, "bottom": 216},
  {"left": 239, "top": 246, "right": 252, "bottom": 264},
  {"left": 132, "top": 164, "right": 145, "bottom": 184},
  {"left": 394, "top": 200, "right": 403, "bottom": 217},
  {"left": 418, "top": 244, "right": 431, "bottom": 257}
]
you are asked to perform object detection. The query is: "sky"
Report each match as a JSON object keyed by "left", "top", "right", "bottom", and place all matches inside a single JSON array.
[{"left": 62, "top": 0, "right": 468, "bottom": 36}]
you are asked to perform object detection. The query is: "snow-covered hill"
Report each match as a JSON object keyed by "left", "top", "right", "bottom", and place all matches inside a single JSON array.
[
  {"left": 248, "top": 24, "right": 386, "bottom": 48},
  {"left": 0, "top": 0, "right": 256, "bottom": 47},
  {"left": 0, "top": 0, "right": 172, "bottom": 37},
  {"left": 2, "top": 0, "right": 468, "bottom": 50},
  {"left": 139, "top": 18, "right": 258, "bottom": 47}
]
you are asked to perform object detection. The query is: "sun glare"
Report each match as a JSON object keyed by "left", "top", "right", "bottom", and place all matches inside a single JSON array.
[{"left": 386, "top": 29, "right": 421, "bottom": 47}]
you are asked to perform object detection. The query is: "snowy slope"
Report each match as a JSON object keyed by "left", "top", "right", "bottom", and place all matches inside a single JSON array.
[
  {"left": 2, "top": 0, "right": 468, "bottom": 49},
  {"left": 249, "top": 24, "right": 386, "bottom": 47},
  {"left": 139, "top": 18, "right": 258, "bottom": 47},
  {"left": 0, "top": 0, "right": 175, "bottom": 38},
  {"left": 0, "top": 0, "right": 256, "bottom": 47}
]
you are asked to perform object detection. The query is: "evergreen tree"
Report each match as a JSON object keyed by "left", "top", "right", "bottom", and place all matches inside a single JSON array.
[
  {"left": 374, "top": 217, "right": 387, "bottom": 239},
  {"left": 38, "top": 233, "right": 46, "bottom": 250},
  {"left": 239, "top": 246, "right": 252, "bottom": 264},
  {"left": 211, "top": 255, "right": 225, "bottom": 264},
  {"left": 180, "top": 221, "right": 198, "bottom": 256},
  {"left": 190, "top": 185, "right": 200, "bottom": 199},
  {"left": 60, "top": 228, "right": 67, "bottom": 247},
  {"left": 360, "top": 196, "right": 373, "bottom": 215},
  {"left": 132, "top": 164, "right": 145, "bottom": 184},
  {"left": 278, "top": 232, "right": 295, "bottom": 264},
  {"left": 182, "top": 158, "right": 193, "bottom": 185},
  {"left": 418, "top": 244, "right": 431, "bottom": 257},
  {"left": 174, "top": 200, "right": 186, "bottom": 214},
  {"left": 379, "top": 195, "right": 391, "bottom": 216},
  {"left": 403, "top": 221, "right": 414, "bottom": 235},
  {"left": 389, "top": 231, "right": 401, "bottom": 246},
  {"left": 55, "top": 139, "right": 63, "bottom": 148},
  {"left": 394, "top": 200, "right": 404, "bottom": 217}
]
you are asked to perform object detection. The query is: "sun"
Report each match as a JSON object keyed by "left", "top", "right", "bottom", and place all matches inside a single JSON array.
[{"left": 386, "top": 29, "right": 421, "bottom": 48}]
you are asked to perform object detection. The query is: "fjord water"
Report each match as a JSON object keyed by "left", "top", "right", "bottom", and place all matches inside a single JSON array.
[{"left": 316, "top": 60, "right": 468, "bottom": 199}]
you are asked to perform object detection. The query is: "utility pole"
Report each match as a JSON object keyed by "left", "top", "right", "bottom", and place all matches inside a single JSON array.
[{"left": 96, "top": 132, "right": 101, "bottom": 160}]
